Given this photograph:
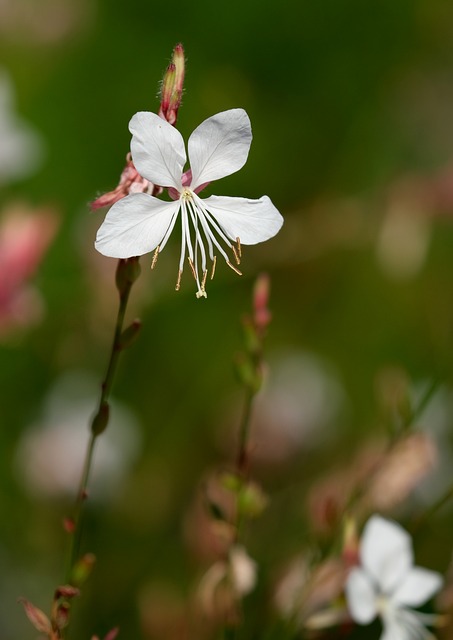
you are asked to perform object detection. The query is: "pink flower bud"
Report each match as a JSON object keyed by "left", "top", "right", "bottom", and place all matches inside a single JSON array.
[
  {"left": 91, "top": 154, "right": 159, "bottom": 211},
  {"left": 63, "top": 516, "right": 75, "bottom": 533},
  {"left": 0, "top": 204, "right": 58, "bottom": 337},
  {"left": 54, "top": 585, "right": 80, "bottom": 600},
  {"left": 92, "top": 46, "right": 185, "bottom": 211},
  {"left": 18, "top": 598, "right": 52, "bottom": 635},
  {"left": 253, "top": 273, "right": 272, "bottom": 333},
  {"left": 158, "top": 43, "right": 185, "bottom": 125}
]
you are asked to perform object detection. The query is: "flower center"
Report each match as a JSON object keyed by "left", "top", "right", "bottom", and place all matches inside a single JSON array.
[
  {"left": 181, "top": 187, "right": 193, "bottom": 201},
  {"left": 151, "top": 188, "right": 243, "bottom": 299},
  {"left": 376, "top": 594, "right": 392, "bottom": 617}
]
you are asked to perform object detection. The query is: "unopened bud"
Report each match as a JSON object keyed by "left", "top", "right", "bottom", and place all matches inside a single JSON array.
[
  {"left": 54, "top": 601, "right": 70, "bottom": 630},
  {"left": 220, "top": 472, "right": 243, "bottom": 494},
  {"left": 237, "top": 482, "right": 268, "bottom": 518},
  {"left": 91, "top": 631, "right": 119, "bottom": 640},
  {"left": 91, "top": 401, "right": 110, "bottom": 435},
  {"left": 160, "top": 63, "right": 175, "bottom": 115},
  {"left": 54, "top": 585, "right": 80, "bottom": 600},
  {"left": 242, "top": 316, "right": 260, "bottom": 354},
  {"left": 71, "top": 553, "right": 96, "bottom": 586},
  {"left": 118, "top": 319, "right": 142, "bottom": 349},
  {"left": 18, "top": 598, "right": 51, "bottom": 634},
  {"left": 115, "top": 257, "right": 141, "bottom": 295},
  {"left": 253, "top": 273, "right": 271, "bottom": 334},
  {"left": 158, "top": 43, "right": 185, "bottom": 125},
  {"left": 63, "top": 517, "right": 75, "bottom": 533}
]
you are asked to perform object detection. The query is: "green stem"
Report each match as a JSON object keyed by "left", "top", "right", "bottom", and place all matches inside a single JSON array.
[
  {"left": 402, "top": 376, "right": 441, "bottom": 431},
  {"left": 65, "top": 261, "right": 137, "bottom": 583},
  {"left": 411, "top": 484, "right": 453, "bottom": 535},
  {"left": 236, "top": 388, "right": 254, "bottom": 475},
  {"left": 224, "top": 626, "right": 237, "bottom": 640}
]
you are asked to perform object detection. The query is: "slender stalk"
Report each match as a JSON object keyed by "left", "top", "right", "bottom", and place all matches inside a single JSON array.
[
  {"left": 411, "top": 484, "right": 453, "bottom": 535},
  {"left": 236, "top": 388, "right": 254, "bottom": 475},
  {"left": 65, "top": 258, "right": 139, "bottom": 583},
  {"left": 402, "top": 376, "right": 441, "bottom": 431},
  {"left": 223, "top": 626, "right": 237, "bottom": 640}
]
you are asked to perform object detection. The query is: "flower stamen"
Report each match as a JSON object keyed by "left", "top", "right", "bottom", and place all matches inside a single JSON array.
[
  {"left": 175, "top": 269, "right": 182, "bottom": 291},
  {"left": 201, "top": 269, "right": 208, "bottom": 291},
  {"left": 195, "top": 207, "right": 230, "bottom": 265},
  {"left": 211, "top": 256, "right": 217, "bottom": 280},
  {"left": 151, "top": 245, "right": 160, "bottom": 269},
  {"left": 227, "top": 261, "right": 242, "bottom": 276},
  {"left": 236, "top": 237, "right": 242, "bottom": 258},
  {"left": 232, "top": 244, "right": 241, "bottom": 265},
  {"left": 187, "top": 256, "right": 197, "bottom": 280}
]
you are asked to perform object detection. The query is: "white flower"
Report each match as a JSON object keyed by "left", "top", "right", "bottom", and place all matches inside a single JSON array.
[
  {"left": 0, "top": 69, "right": 43, "bottom": 184},
  {"left": 95, "top": 109, "right": 283, "bottom": 298},
  {"left": 346, "top": 515, "right": 443, "bottom": 640}
]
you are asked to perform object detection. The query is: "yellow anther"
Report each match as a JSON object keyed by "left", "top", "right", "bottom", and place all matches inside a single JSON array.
[
  {"left": 232, "top": 244, "right": 241, "bottom": 265},
  {"left": 227, "top": 261, "right": 242, "bottom": 276},
  {"left": 151, "top": 245, "right": 160, "bottom": 269},
  {"left": 201, "top": 269, "right": 208, "bottom": 291},
  {"left": 210, "top": 256, "right": 217, "bottom": 280},
  {"left": 175, "top": 270, "right": 182, "bottom": 291},
  {"left": 236, "top": 237, "right": 242, "bottom": 258}
]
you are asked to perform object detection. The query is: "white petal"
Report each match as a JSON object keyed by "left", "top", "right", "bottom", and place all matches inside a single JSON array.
[
  {"left": 361, "top": 516, "right": 413, "bottom": 593},
  {"left": 380, "top": 623, "right": 400, "bottom": 640},
  {"left": 393, "top": 567, "right": 443, "bottom": 607},
  {"left": 384, "top": 608, "right": 433, "bottom": 640},
  {"left": 95, "top": 192, "right": 179, "bottom": 258},
  {"left": 380, "top": 616, "right": 412, "bottom": 640},
  {"left": 345, "top": 568, "right": 377, "bottom": 624},
  {"left": 129, "top": 111, "right": 186, "bottom": 189},
  {"left": 188, "top": 109, "right": 252, "bottom": 190},
  {"left": 199, "top": 194, "right": 283, "bottom": 245}
]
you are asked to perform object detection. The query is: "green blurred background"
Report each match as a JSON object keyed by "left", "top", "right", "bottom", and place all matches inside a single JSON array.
[{"left": 2, "top": 0, "right": 453, "bottom": 638}]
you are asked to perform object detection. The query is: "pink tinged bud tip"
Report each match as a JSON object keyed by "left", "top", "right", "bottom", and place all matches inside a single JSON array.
[
  {"left": 253, "top": 273, "right": 272, "bottom": 331},
  {"left": 63, "top": 516, "right": 75, "bottom": 533},
  {"left": 18, "top": 598, "right": 52, "bottom": 634},
  {"left": 158, "top": 43, "right": 185, "bottom": 125}
]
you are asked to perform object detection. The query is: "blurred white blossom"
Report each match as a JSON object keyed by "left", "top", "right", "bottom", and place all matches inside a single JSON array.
[
  {"left": 346, "top": 515, "right": 443, "bottom": 639},
  {"left": 0, "top": 69, "right": 43, "bottom": 185},
  {"left": 376, "top": 204, "right": 431, "bottom": 280},
  {"left": 15, "top": 371, "right": 141, "bottom": 499},
  {"left": 250, "top": 351, "right": 346, "bottom": 462},
  {"left": 198, "top": 545, "right": 257, "bottom": 621}
]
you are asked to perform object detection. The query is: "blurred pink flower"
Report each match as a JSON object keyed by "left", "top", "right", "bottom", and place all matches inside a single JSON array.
[
  {"left": 15, "top": 371, "right": 141, "bottom": 498},
  {"left": 0, "top": 203, "right": 58, "bottom": 336},
  {"left": 274, "top": 554, "right": 348, "bottom": 629}
]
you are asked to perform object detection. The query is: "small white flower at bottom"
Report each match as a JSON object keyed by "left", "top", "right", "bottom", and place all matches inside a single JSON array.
[{"left": 345, "top": 515, "right": 443, "bottom": 640}]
